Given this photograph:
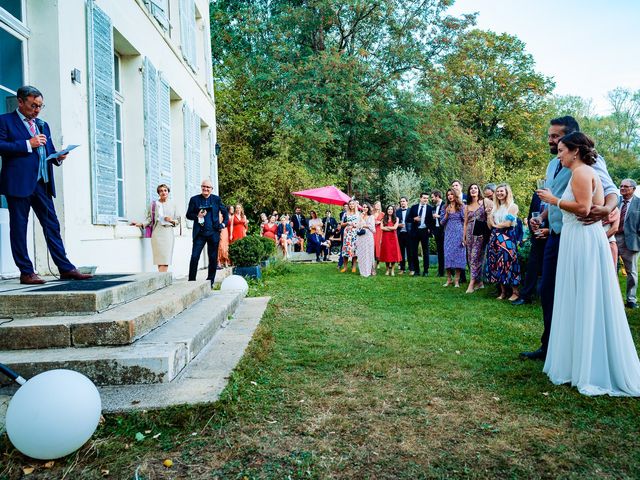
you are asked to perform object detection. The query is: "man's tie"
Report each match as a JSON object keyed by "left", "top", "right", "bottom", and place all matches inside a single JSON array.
[
  {"left": 28, "top": 120, "right": 48, "bottom": 183},
  {"left": 418, "top": 205, "right": 424, "bottom": 227},
  {"left": 619, "top": 200, "right": 629, "bottom": 234}
]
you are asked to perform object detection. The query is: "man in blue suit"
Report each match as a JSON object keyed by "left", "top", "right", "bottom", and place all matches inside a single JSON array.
[
  {"left": 0, "top": 85, "right": 91, "bottom": 284},
  {"left": 186, "top": 178, "right": 229, "bottom": 285}
]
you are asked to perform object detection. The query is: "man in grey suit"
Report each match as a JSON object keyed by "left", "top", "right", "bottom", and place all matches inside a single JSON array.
[{"left": 616, "top": 179, "right": 640, "bottom": 309}]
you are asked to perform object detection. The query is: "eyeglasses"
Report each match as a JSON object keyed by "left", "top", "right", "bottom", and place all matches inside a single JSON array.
[
  {"left": 620, "top": 185, "right": 632, "bottom": 189},
  {"left": 201, "top": 185, "right": 212, "bottom": 189},
  {"left": 29, "top": 103, "right": 45, "bottom": 110}
]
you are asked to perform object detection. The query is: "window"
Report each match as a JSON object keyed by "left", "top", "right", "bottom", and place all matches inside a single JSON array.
[
  {"left": 114, "top": 53, "right": 125, "bottom": 218},
  {"left": 0, "top": 2, "right": 26, "bottom": 208},
  {"left": 0, "top": 0, "right": 22, "bottom": 21}
]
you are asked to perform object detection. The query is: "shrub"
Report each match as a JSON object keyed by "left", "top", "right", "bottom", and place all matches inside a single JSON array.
[
  {"left": 229, "top": 236, "right": 264, "bottom": 267},
  {"left": 263, "top": 258, "right": 293, "bottom": 277},
  {"left": 256, "top": 236, "right": 276, "bottom": 261}
]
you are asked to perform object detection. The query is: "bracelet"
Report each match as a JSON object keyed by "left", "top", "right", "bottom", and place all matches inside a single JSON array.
[{"left": 557, "top": 198, "right": 562, "bottom": 209}]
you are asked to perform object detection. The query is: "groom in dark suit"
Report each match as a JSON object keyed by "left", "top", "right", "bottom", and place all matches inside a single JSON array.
[{"left": 0, "top": 85, "right": 91, "bottom": 284}]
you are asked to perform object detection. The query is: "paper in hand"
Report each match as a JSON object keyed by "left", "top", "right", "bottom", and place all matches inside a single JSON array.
[{"left": 46, "top": 144, "right": 80, "bottom": 161}]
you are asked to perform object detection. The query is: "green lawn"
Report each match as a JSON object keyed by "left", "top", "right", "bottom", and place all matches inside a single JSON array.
[{"left": 2, "top": 262, "right": 640, "bottom": 479}]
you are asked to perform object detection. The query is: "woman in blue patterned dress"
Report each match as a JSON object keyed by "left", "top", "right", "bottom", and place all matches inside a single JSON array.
[
  {"left": 441, "top": 189, "right": 466, "bottom": 287},
  {"left": 485, "top": 183, "right": 521, "bottom": 301},
  {"left": 340, "top": 199, "right": 360, "bottom": 272}
]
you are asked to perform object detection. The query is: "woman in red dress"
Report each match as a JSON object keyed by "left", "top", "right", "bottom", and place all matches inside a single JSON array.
[
  {"left": 261, "top": 214, "right": 278, "bottom": 243},
  {"left": 230, "top": 203, "right": 248, "bottom": 244},
  {"left": 373, "top": 201, "right": 384, "bottom": 267},
  {"left": 379, "top": 205, "right": 402, "bottom": 276}
]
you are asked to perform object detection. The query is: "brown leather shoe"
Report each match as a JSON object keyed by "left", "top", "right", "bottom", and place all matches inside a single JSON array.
[
  {"left": 20, "top": 273, "right": 46, "bottom": 285},
  {"left": 60, "top": 269, "right": 93, "bottom": 280}
]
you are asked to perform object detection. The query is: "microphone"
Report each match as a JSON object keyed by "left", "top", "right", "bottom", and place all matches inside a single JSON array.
[{"left": 34, "top": 118, "right": 45, "bottom": 134}]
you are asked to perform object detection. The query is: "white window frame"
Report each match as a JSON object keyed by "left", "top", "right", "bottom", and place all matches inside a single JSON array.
[{"left": 114, "top": 53, "right": 126, "bottom": 219}]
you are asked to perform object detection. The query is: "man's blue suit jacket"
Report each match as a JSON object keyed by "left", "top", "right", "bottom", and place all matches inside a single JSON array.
[{"left": 0, "top": 111, "right": 59, "bottom": 198}]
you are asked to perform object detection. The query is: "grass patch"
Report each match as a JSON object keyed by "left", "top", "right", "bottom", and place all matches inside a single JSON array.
[{"left": 2, "top": 263, "right": 640, "bottom": 479}]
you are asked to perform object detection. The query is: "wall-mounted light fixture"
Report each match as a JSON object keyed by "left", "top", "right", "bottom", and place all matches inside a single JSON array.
[{"left": 71, "top": 69, "right": 81, "bottom": 84}]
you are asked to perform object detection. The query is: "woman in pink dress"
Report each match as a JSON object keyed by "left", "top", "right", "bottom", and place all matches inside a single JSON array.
[{"left": 379, "top": 205, "right": 402, "bottom": 275}]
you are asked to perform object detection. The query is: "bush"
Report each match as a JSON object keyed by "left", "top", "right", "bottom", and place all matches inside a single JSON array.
[
  {"left": 229, "top": 236, "right": 265, "bottom": 267},
  {"left": 263, "top": 258, "right": 293, "bottom": 277},
  {"left": 256, "top": 236, "right": 276, "bottom": 261}
]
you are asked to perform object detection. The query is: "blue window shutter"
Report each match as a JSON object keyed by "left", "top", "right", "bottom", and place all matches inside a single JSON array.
[
  {"left": 148, "top": 0, "right": 170, "bottom": 30},
  {"left": 87, "top": 3, "right": 117, "bottom": 225},
  {"left": 179, "top": 0, "right": 196, "bottom": 69},
  {"left": 143, "top": 57, "right": 161, "bottom": 205},
  {"left": 158, "top": 75, "right": 172, "bottom": 187}
]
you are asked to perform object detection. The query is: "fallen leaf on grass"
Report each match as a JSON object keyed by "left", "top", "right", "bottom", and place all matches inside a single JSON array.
[
  {"left": 144, "top": 430, "right": 152, "bottom": 434},
  {"left": 455, "top": 350, "right": 461, "bottom": 355},
  {"left": 152, "top": 433, "right": 162, "bottom": 439},
  {"left": 492, "top": 396, "right": 500, "bottom": 401},
  {"left": 542, "top": 392, "right": 550, "bottom": 396},
  {"left": 135, "top": 432, "right": 146, "bottom": 442},
  {"left": 101, "top": 469, "right": 110, "bottom": 476},
  {"left": 266, "top": 420, "right": 277, "bottom": 424},
  {"left": 44, "top": 461, "right": 54, "bottom": 468},
  {"left": 163, "top": 459, "right": 173, "bottom": 468},
  {"left": 250, "top": 381, "right": 258, "bottom": 386},
  {"left": 22, "top": 467, "right": 34, "bottom": 475}
]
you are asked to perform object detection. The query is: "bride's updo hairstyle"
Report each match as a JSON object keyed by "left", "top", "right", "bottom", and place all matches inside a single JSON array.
[{"left": 559, "top": 132, "right": 598, "bottom": 166}]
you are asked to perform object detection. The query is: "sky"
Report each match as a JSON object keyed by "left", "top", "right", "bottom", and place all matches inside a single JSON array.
[{"left": 446, "top": 0, "right": 640, "bottom": 115}]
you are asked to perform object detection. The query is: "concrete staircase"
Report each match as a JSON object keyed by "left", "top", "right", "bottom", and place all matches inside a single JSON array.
[{"left": 0, "top": 271, "right": 269, "bottom": 412}]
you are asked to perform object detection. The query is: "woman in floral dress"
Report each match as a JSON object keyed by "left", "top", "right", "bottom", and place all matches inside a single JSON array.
[
  {"left": 340, "top": 199, "right": 360, "bottom": 272},
  {"left": 463, "top": 184, "right": 489, "bottom": 293},
  {"left": 441, "top": 189, "right": 466, "bottom": 287},
  {"left": 485, "top": 183, "right": 521, "bottom": 301}
]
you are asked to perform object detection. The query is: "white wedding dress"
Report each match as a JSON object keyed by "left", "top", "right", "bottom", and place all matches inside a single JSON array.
[{"left": 543, "top": 174, "right": 640, "bottom": 396}]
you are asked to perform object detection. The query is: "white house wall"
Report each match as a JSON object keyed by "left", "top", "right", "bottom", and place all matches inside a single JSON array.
[{"left": 21, "top": 0, "right": 217, "bottom": 277}]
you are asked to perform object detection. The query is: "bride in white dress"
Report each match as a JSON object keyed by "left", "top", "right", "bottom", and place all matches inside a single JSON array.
[{"left": 538, "top": 132, "right": 640, "bottom": 396}]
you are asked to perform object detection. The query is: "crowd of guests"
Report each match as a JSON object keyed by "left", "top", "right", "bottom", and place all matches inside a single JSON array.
[{"left": 272, "top": 182, "right": 525, "bottom": 298}]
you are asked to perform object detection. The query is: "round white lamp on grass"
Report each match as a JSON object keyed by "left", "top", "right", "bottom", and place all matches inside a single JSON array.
[
  {"left": 220, "top": 274, "right": 249, "bottom": 293},
  {"left": 2, "top": 367, "right": 102, "bottom": 460}
]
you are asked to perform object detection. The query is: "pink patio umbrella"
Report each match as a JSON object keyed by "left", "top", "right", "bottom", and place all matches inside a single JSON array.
[{"left": 292, "top": 185, "right": 351, "bottom": 206}]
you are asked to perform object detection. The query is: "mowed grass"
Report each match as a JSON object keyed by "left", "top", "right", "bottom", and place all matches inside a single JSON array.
[{"left": 2, "top": 262, "right": 640, "bottom": 479}]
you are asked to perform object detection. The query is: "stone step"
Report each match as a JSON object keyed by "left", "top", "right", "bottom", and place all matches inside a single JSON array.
[
  {"left": 0, "top": 289, "right": 246, "bottom": 386},
  {"left": 99, "top": 296, "right": 270, "bottom": 412},
  {"left": 0, "top": 272, "right": 173, "bottom": 317},
  {"left": 0, "top": 279, "right": 212, "bottom": 350}
]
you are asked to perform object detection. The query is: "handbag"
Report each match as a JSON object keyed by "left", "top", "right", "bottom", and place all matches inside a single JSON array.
[
  {"left": 143, "top": 201, "right": 155, "bottom": 238},
  {"left": 356, "top": 228, "right": 366, "bottom": 236}
]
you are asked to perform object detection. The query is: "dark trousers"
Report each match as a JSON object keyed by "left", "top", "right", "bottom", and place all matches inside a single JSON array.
[
  {"left": 433, "top": 226, "right": 445, "bottom": 276},
  {"left": 6, "top": 181, "right": 75, "bottom": 275},
  {"left": 188, "top": 234, "right": 219, "bottom": 283},
  {"left": 397, "top": 231, "right": 410, "bottom": 271},
  {"left": 540, "top": 233, "right": 561, "bottom": 351},
  {"left": 519, "top": 239, "right": 547, "bottom": 301},
  {"left": 409, "top": 228, "right": 430, "bottom": 275},
  {"left": 308, "top": 244, "right": 328, "bottom": 260}
]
